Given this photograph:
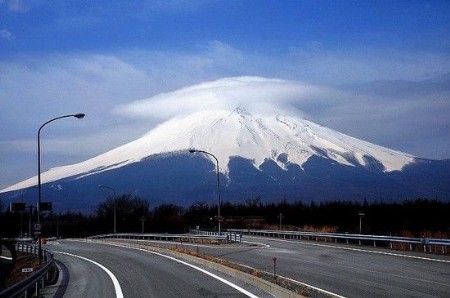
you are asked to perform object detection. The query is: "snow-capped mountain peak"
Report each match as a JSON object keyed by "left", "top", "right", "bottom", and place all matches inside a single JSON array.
[{"left": 1, "top": 107, "right": 415, "bottom": 193}]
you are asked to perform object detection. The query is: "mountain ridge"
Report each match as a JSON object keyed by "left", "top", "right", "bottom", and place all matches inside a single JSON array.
[{"left": 1, "top": 107, "right": 415, "bottom": 193}]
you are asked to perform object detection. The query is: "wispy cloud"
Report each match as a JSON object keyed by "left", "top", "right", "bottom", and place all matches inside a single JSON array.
[
  {"left": 0, "top": 28, "right": 14, "bottom": 40},
  {"left": 324, "top": 76, "right": 450, "bottom": 158},
  {"left": 0, "top": 53, "right": 157, "bottom": 163},
  {"left": 0, "top": 0, "right": 28, "bottom": 13},
  {"left": 275, "top": 47, "right": 450, "bottom": 84}
]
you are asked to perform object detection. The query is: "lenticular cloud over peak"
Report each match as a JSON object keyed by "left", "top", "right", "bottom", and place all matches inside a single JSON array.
[
  {"left": 4, "top": 75, "right": 450, "bottom": 206},
  {"left": 115, "top": 76, "right": 321, "bottom": 120}
]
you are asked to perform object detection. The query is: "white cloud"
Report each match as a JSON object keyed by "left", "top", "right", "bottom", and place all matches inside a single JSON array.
[
  {"left": 298, "top": 76, "right": 450, "bottom": 158},
  {"left": 204, "top": 40, "right": 244, "bottom": 62},
  {"left": 0, "top": 28, "right": 14, "bottom": 40},
  {"left": 0, "top": 0, "right": 28, "bottom": 13},
  {"left": 114, "top": 76, "right": 324, "bottom": 120},
  {"left": 0, "top": 53, "right": 159, "bottom": 179},
  {"left": 284, "top": 47, "right": 450, "bottom": 83},
  {"left": 0, "top": 54, "right": 155, "bottom": 121}
]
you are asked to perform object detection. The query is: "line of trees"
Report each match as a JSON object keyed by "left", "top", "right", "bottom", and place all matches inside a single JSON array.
[{"left": 1, "top": 196, "right": 449, "bottom": 238}]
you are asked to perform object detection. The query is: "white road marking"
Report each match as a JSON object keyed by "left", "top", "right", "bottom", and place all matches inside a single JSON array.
[
  {"left": 0, "top": 255, "right": 13, "bottom": 261},
  {"left": 54, "top": 251, "right": 124, "bottom": 298},
  {"left": 99, "top": 242, "right": 260, "bottom": 298},
  {"left": 248, "top": 236, "right": 450, "bottom": 263},
  {"left": 241, "top": 240, "right": 270, "bottom": 248}
]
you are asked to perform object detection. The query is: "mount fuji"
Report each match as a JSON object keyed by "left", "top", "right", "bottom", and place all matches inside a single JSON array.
[{"left": 2, "top": 81, "right": 450, "bottom": 212}]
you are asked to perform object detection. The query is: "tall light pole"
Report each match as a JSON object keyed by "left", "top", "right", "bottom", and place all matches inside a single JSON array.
[
  {"left": 98, "top": 185, "right": 117, "bottom": 233},
  {"left": 20, "top": 190, "right": 25, "bottom": 237},
  {"left": 37, "top": 113, "right": 85, "bottom": 263},
  {"left": 189, "top": 149, "right": 222, "bottom": 234}
]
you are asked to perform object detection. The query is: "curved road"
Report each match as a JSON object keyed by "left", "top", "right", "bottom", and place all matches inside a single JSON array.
[
  {"left": 44, "top": 240, "right": 272, "bottom": 298},
  {"left": 187, "top": 235, "right": 450, "bottom": 297}
]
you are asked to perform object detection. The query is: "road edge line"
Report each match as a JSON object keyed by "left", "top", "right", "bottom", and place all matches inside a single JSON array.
[{"left": 54, "top": 250, "right": 124, "bottom": 298}]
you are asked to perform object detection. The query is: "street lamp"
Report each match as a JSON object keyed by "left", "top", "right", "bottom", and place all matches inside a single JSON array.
[
  {"left": 37, "top": 113, "right": 85, "bottom": 263},
  {"left": 98, "top": 185, "right": 117, "bottom": 233},
  {"left": 189, "top": 149, "right": 222, "bottom": 234},
  {"left": 20, "top": 190, "right": 25, "bottom": 237}
]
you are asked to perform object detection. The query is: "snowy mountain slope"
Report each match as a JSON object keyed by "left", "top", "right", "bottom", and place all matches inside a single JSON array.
[{"left": 1, "top": 108, "right": 415, "bottom": 193}]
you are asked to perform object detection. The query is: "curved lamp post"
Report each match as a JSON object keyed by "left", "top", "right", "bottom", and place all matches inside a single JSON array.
[
  {"left": 189, "top": 149, "right": 222, "bottom": 234},
  {"left": 98, "top": 185, "right": 117, "bottom": 234},
  {"left": 37, "top": 113, "right": 85, "bottom": 263}
]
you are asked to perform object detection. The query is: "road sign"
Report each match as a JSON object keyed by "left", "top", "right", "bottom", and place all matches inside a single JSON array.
[
  {"left": 33, "top": 223, "right": 41, "bottom": 231},
  {"left": 39, "top": 202, "right": 52, "bottom": 211},
  {"left": 10, "top": 202, "right": 26, "bottom": 212},
  {"left": 22, "top": 268, "right": 33, "bottom": 273}
]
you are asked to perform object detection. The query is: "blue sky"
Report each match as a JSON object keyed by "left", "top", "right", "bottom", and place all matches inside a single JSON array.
[{"left": 1, "top": 0, "right": 450, "bottom": 190}]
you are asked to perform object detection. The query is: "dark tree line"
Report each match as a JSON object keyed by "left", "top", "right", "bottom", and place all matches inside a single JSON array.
[
  {"left": 185, "top": 198, "right": 450, "bottom": 236},
  {"left": 1, "top": 196, "right": 449, "bottom": 238}
]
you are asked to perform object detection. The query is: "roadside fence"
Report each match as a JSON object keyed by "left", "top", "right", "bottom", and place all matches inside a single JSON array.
[{"left": 0, "top": 242, "right": 54, "bottom": 298}]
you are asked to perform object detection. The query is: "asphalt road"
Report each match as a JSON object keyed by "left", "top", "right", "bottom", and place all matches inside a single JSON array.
[
  {"left": 43, "top": 240, "right": 273, "bottom": 298},
  {"left": 161, "top": 235, "right": 450, "bottom": 298}
]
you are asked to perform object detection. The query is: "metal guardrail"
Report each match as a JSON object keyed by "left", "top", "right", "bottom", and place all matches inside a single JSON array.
[
  {"left": 227, "top": 229, "right": 450, "bottom": 254},
  {"left": 91, "top": 231, "right": 243, "bottom": 243},
  {"left": 90, "top": 232, "right": 239, "bottom": 244},
  {"left": 0, "top": 243, "right": 54, "bottom": 298},
  {"left": 190, "top": 229, "right": 243, "bottom": 242}
]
